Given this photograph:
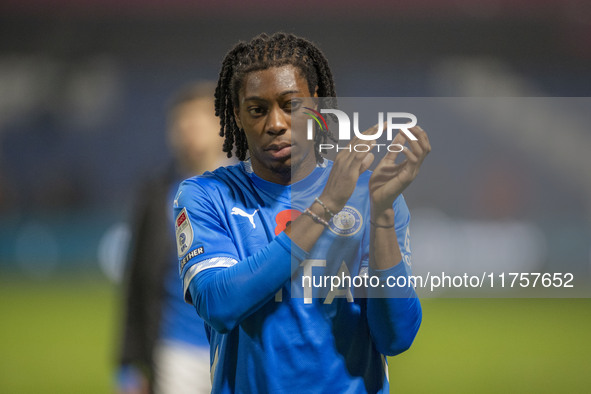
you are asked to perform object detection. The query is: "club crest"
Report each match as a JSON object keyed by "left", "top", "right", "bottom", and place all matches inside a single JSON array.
[{"left": 329, "top": 206, "right": 362, "bottom": 236}]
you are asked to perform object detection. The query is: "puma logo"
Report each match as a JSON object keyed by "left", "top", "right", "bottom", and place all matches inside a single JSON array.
[
  {"left": 173, "top": 190, "right": 182, "bottom": 207},
  {"left": 231, "top": 207, "right": 259, "bottom": 229}
]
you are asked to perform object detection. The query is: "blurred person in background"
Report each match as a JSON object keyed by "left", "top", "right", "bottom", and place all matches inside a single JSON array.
[{"left": 117, "top": 81, "right": 231, "bottom": 394}]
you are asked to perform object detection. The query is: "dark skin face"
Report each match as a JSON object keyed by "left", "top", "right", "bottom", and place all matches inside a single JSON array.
[{"left": 234, "top": 65, "right": 317, "bottom": 185}]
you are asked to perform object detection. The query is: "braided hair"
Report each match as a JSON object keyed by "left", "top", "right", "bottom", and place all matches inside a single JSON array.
[{"left": 215, "top": 32, "right": 337, "bottom": 163}]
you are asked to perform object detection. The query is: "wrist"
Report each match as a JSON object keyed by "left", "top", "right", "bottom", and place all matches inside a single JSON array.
[
  {"left": 303, "top": 207, "right": 330, "bottom": 227},
  {"left": 308, "top": 200, "right": 332, "bottom": 223},
  {"left": 370, "top": 206, "right": 395, "bottom": 227},
  {"left": 317, "top": 193, "right": 342, "bottom": 217}
]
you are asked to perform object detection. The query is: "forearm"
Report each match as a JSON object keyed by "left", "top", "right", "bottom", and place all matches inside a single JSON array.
[
  {"left": 285, "top": 199, "right": 334, "bottom": 252},
  {"left": 366, "top": 263, "right": 422, "bottom": 356},
  {"left": 188, "top": 232, "right": 308, "bottom": 332},
  {"left": 369, "top": 207, "right": 401, "bottom": 270},
  {"left": 367, "top": 204, "right": 421, "bottom": 355}
]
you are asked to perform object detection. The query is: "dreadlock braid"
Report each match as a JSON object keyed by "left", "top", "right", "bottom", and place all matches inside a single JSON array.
[{"left": 215, "top": 32, "right": 337, "bottom": 163}]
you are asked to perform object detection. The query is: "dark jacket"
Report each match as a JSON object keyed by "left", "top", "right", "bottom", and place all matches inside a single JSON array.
[{"left": 118, "top": 165, "right": 178, "bottom": 388}]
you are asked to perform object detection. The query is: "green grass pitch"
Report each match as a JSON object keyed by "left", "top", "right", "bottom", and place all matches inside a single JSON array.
[{"left": 1, "top": 278, "right": 589, "bottom": 393}]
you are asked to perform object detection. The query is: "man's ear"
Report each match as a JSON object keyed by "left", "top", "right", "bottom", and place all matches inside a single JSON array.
[{"left": 233, "top": 107, "right": 243, "bottom": 130}]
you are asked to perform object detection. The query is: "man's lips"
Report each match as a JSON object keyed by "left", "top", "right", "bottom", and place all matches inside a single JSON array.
[
  {"left": 265, "top": 142, "right": 292, "bottom": 151},
  {"left": 265, "top": 142, "right": 292, "bottom": 159}
]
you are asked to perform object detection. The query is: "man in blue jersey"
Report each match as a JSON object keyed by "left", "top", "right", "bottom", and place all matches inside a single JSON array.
[{"left": 174, "top": 33, "right": 431, "bottom": 393}]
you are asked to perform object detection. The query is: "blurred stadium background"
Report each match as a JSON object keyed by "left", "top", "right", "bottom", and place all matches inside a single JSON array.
[{"left": 0, "top": 1, "right": 590, "bottom": 392}]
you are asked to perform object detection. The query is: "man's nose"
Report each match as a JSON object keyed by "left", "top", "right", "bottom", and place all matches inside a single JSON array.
[{"left": 266, "top": 106, "right": 288, "bottom": 135}]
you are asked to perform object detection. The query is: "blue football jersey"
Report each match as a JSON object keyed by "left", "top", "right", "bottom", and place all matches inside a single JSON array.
[
  {"left": 174, "top": 159, "right": 419, "bottom": 393},
  {"left": 159, "top": 181, "right": 210, "bottom": 348}
]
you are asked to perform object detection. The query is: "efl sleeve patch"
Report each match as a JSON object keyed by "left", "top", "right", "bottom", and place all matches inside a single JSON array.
[
  {"left": 175, "top": 207, "right": 194, "bottom": 257},
  {"left": 174, "top": 179, "right": 240, "bottom": 280}
]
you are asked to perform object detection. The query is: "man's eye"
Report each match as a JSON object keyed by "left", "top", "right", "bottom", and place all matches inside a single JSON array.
[
  {"left": 287, "top": 100, "right": 302, "bottom": 111},
  {"left": 248, "top": 107, "right": 265, "bottom": 116}
]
